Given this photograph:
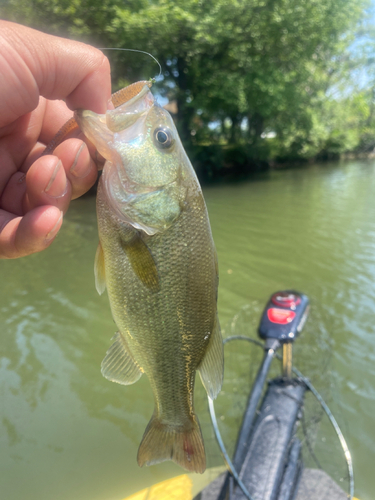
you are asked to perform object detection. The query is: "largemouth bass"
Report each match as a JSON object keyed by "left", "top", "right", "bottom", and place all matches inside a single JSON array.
[{"left": 75, "top": 81, "right": 223, "bottom": 473}]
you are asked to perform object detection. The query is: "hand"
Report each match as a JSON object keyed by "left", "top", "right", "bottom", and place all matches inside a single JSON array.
[{"left": 0, "top": 21, "right": 111, "bottom": 258}]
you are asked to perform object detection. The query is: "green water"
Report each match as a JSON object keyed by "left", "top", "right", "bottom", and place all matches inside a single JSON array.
[{"left": 1, "top": 160, "right": 375, "bottom": 500}]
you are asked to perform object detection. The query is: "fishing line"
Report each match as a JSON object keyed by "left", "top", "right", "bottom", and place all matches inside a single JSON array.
[
  {"left": 209, "top": 335, "right": 354, "bottom": 500},
  {"left": 98, "top": 47, "right": 162, "bottom": 81}
]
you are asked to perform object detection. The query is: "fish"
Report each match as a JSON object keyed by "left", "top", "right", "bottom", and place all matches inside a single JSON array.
[{"left": 74, "top": 81, "right": 224, "bottom": 473}]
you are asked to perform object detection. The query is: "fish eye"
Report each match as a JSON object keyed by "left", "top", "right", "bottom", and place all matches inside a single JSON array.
[{"left": 154, "top": 127, "right": 174, "bottom": 149}]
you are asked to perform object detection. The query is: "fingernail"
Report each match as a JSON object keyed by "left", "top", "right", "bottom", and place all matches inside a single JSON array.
[
  {"left": 45, "top": 160, "right": 68, "bottom": 198},
  {"left": 45, "top": 211, "right": 63, "bottom": 242},
  {"left": 70, "top": 143, "right": 93, "bottom": 178}
]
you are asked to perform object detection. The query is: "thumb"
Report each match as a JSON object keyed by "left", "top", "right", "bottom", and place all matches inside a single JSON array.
[{"left": 0, "top": 21, "right": 111, "bottom": 128}]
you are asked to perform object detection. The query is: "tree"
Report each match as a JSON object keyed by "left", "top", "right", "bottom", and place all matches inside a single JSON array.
[{"left": 1, "top": 0, "right": 369, "bottom": 161}]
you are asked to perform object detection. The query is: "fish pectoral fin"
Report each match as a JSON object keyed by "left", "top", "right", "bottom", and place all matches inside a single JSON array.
[
  {"left": 198, "top": 314, "right": 224, "bottom": 400},
  {"left": 101, "top": 332, "right": 143, "bottom": 385},
  {"left": 120, "top": 232, "right": 160, "bottom": 292},
  {"left": 94, "top": 241, "right": 106, "bottom": 295}
]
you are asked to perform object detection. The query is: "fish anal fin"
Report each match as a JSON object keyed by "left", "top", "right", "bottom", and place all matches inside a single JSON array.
[
  {"left": 137, "top": 415, "right": 206, "bottom": 473},
  {"left": 101, "top": 332, "right": 143, "bottom": 385},
  {"left": 198, "top": 314, "right": 224, "bottom": 400},
  {"left": 94, "top": 241, "right": 106, "bottom": 295},
  {"left": 120, "top": 233, "right": 160, "bottom": 292}
]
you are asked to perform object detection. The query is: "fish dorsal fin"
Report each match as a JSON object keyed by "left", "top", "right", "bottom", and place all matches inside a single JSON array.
[
  {"left": 101, "top": 332, "right": 143, "bottom": 385},
  {"left": 198, "top": 314, "right": 224, "bottom": 400},
  {"left": 120, "top": 232, "right": 160, "bottom": 292},
  {"left": 94, "top": 241, "right": 106, "bottom": 295}
]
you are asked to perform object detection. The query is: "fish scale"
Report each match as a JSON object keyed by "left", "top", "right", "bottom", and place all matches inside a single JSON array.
[{"left": 99, "top": 184, "right": 214, "bottom": 406}]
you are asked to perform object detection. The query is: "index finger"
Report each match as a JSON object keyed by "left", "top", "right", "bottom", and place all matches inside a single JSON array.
[{"left": 0, "top": 21, "right": 111, "bottom": 128}]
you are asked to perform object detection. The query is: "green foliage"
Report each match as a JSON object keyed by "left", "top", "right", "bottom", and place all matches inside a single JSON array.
[{"left": 1, "top": 0, "right": 373, "bottom": 169}]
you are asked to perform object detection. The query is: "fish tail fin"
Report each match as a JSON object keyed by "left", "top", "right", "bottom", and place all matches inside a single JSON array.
[{"left": 137, "top": 414, "right": 206, "bottom": 473}]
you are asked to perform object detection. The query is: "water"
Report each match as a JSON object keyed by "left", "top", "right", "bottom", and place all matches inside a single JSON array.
[{"left": 1, "top": 159, "right": 375, "bottom": 500}]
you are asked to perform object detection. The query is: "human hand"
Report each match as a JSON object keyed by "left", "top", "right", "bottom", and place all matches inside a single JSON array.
[{"left": 0, "top": 21, "right": 111, "bottom": 258}]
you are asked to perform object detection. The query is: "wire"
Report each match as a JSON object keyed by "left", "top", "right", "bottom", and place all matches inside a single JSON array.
[{"left": 208, "top": 335, "right": 354, "bottom": 500}]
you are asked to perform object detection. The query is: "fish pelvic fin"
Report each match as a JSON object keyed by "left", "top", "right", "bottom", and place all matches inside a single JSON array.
[
  {"left": 198, "top": 313, "right": 224, "bottom": 400},
  {"left": 137, "top": 415, "right": 206, "bottom": 474},
  {"left": 101, "top": 332, "right": 143, "bottom": 385}
]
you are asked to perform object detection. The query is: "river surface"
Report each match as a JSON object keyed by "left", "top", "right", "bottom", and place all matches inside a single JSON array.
[{"left": 1, "top": 160, "right": 375, "bottom": 500}]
